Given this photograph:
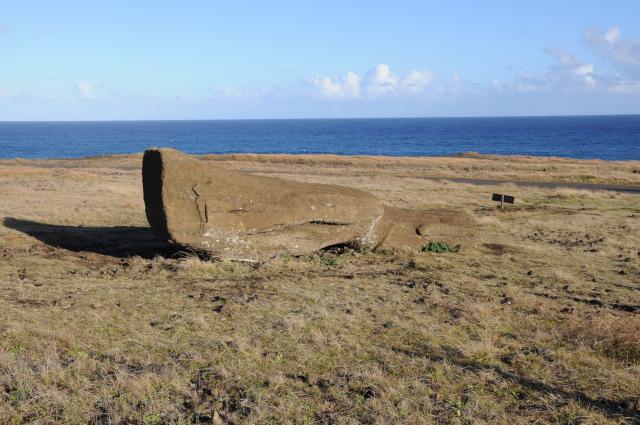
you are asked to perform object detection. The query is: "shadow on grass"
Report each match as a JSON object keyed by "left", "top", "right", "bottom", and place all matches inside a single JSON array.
[
  {"left": 466, "top": 360, "right": 638, "bottom": 421},
  {"left": 3, "top": 217, "right": 184, "bottom": 259},
  {"left": 394, "top": 344, "right": 639, "bottom": 420}
]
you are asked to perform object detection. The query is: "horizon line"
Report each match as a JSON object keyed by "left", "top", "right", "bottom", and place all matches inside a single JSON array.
[{"left": 1, "top": 113, "right": 639, "bottom": 124}]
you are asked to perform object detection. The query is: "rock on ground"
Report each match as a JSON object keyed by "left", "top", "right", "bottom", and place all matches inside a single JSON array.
[{"left": 142, "top": 148, "right": 476, "bottom": 261}]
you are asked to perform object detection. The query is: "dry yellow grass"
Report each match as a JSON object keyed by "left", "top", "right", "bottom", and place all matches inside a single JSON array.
[{"left": 0, "top": 154, "right": 639, "bottom": 424}]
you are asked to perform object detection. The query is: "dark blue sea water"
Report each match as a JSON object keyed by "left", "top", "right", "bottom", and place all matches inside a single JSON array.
[{"left": 0, "top": 115, "right": 639, "bottom": 160}]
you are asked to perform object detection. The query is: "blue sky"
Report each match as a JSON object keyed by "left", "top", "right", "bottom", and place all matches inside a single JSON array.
[{"left": 1, "top": 1, "right": 639, "bottom": 120}]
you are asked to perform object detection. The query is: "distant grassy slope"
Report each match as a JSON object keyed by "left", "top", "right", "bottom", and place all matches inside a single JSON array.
[{"left": 3, "top": 152, "right": 640, "bottom": 186}]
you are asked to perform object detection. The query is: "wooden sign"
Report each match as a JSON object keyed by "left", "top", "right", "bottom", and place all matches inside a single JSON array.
[{"left": 492, "top": 193, "right": 515, "bottom": 208}]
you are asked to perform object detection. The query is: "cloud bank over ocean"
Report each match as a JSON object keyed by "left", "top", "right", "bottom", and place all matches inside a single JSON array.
[{"left": 295, "top": 27, "right": 640, "bottom": 102}]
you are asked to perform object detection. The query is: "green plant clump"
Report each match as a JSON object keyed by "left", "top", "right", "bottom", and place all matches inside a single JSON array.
[
  {"left": 421, "top": 241, "right": 460, "bottom": 253},
  {"left": 321, "top": 257, "right": 338, "bottom": 266}
]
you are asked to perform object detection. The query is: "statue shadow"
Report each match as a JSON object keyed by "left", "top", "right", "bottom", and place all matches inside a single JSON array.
[
  {"left": 394, "top": 345, "right": 639, "bottom": 420},
  {"left": 3, "top": 217, "right": 184, "bottom": 259}
]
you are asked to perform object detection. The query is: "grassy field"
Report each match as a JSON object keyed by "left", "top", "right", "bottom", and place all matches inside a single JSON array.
[{"left": 0, "top": 154, "right": 639, "bottom": 424}]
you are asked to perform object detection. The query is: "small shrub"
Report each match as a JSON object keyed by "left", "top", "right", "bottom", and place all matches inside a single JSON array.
[
  {"left": 421, "top": 241, "right": 460, "bottom": 253},
  {"left": 143, "top": 414, "right": 163, "bottom": 425},
  {"left": 321, "top": 257, "right": 338, "bottom": 266},
  {"left": 359, "top": 245, "right": 373, "bottom": 255}
]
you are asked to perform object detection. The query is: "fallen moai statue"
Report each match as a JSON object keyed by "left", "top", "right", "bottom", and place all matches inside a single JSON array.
[{"left": 142, "top": 148, "right": 477, "bottom": 261}]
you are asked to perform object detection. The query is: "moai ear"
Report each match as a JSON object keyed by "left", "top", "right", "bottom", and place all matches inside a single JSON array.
[{"left": 416, "top": 224, "right": 429, "bottom": 236}]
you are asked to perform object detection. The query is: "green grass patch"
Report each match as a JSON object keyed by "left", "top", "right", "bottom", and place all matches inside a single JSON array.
[
  {"left": 421, "top": 241, "right": 460, "bottom": 253},
  {"left": 320, "top": 257, "right": 338, "bottom": 266}
]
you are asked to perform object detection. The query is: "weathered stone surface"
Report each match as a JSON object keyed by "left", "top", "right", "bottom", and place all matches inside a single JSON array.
[
  {"left": 142, "top": 148, "right": 476, "bottom": 261},
  {"left": 376, "top": 206, "right": 476, "bottom": 251}
]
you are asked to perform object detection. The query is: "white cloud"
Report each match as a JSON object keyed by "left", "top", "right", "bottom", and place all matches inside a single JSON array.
[
  {"left": 310, "top": 76, "right": 348, "bottom": 99},
  {"left": 309, "top": 64, "right": 435, "bottom": 100},
  {"left": 73, "top": 81, "right": 94, "bottom": 98},
  {"left": 402, "top": 69, "right": 434, "bottom": 93},
  {"left": 309, "top": 70, "right": 361, "bottom": 99},
  {"left": 604, "top": 27, "right": 620, "bottom": 44},
  {"left": 305, "top": 52, "right": 605, "bottom": 101},
  {"left": 584, "top": 26, "right": 640, "bottom": 78},
  {"left": 0, "top": 85, "right": 7, "bottom": 98},
  {"left": 574, "top": 64, "right": 593, "bottom": 76},
  {"left": 507, "top": 41, "right": 640, "bottom": 96},
  {"left": 605, "top": 79, "right": 640, "bottom": 94},
  {"left": 365, "top": 64, "right": 399, "bottom": 97},
  {"left": 343, "top": 71, "right": 361, "bottom": 98},
  {"left": 511, "top": 47, "right": 598, "bottom": 92}
]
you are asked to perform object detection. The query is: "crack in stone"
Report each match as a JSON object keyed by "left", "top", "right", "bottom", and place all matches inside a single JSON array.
[
  {"left": 191, "top": 184, "right": 207, "bottom": 231},
  {"left": 245, "top": 219, "right": 353, "bottom": 235}
]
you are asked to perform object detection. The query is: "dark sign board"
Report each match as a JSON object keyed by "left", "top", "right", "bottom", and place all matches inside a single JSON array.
[{"left": 492, "top": 193, "right": 515, "bottom": 206}]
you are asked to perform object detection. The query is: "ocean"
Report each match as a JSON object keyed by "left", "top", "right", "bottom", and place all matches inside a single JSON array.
[{"left": 0, "top": 115, "right": 639, "bottom": 160}]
